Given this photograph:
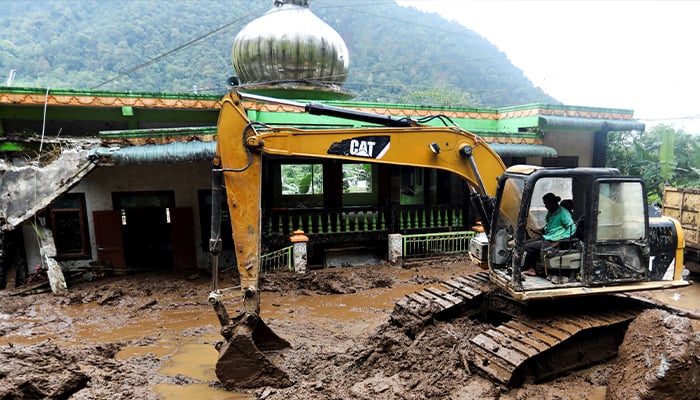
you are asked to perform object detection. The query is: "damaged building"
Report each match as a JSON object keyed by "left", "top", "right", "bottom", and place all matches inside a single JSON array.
[
  {"left": 0, "top": 1, "right": 645, "bottom": 290},
  {"left": 0, "top": 86, "right": 645, "bottom": 289}
]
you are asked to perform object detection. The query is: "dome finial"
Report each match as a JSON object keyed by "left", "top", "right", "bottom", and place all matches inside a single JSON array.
[{"left": 231, "top": 0, "right": 351, "bottom": 100}]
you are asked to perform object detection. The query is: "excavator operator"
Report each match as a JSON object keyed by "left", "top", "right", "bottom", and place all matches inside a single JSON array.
[{"left": 523, "top": 192, "right": 576, "bottom": 276}]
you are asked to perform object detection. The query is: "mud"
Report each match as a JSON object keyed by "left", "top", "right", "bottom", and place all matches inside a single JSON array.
[
  {"left": 607, "top": 309, "right": 700, "bottom": 400},
  {"left": 0, "top": 261, "right": 698, "bottom": 399}
]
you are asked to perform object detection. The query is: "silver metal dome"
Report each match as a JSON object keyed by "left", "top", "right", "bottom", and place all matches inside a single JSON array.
[{"left": 232, "top": 0, "right": 349, "bottom": 88}]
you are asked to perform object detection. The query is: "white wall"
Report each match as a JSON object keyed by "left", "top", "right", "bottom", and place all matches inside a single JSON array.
[
  {"left": 69, "top": 160, "right": 212, "bottom": 269},
  {"left": 543, "top": 129, "right": 596, "bottom": 167}
]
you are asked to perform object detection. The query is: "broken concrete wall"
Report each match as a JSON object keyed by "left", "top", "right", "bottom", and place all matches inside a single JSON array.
[
  {"left": 20, "top": 221, "right": 67, "bottom": 294},
  {"left": 0, "top": 144, "right": 99, "bottom": 231}
]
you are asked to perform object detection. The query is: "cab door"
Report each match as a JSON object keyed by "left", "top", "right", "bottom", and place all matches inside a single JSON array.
[{"left": 588, "top": 178, "right": 650, "bottom": 284}]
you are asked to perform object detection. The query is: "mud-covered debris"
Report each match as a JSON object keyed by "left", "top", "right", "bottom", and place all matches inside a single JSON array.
[
  {"left": 0, "top": 262, "right": 696, "bottom": 400},
  {"left": 607, "top": 309, "right": 700, "bottom": 400},
  {"left": 0, "top": 341, "right": 164, "bottom": 400},
  {"left": 259, "top": 265, "right": 396, "bottom": 295}
]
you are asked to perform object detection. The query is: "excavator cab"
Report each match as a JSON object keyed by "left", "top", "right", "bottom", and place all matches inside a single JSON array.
[{"left": 488, "top": 165, "right": 688, "bottom": 301}]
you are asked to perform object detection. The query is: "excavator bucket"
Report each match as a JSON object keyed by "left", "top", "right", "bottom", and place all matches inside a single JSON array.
[{"left": 215, "top": 315, "right": 292, "bottom": 389}]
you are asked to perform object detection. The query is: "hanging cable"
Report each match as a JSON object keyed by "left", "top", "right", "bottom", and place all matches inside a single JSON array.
[
  {"left": 39, "top": 87, "right": 50, "bottom": 154},
  {"left": 91, "top": 12, "right": 258, "bottom": 90}
]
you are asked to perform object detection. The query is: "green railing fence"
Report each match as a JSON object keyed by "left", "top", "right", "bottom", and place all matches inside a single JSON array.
[
  {"left": 260, "top": 245, "right": 293, "bottom": 274},
  {"left": 265, "top": 205, "right": 466, "bottom": 237},
  {"left": 266, "top": 207, "right": 386, "bottom": 236},
  {"left": 402, "top": 231, "right": 475, "bottom": 259},
  {"left": 397, "top": 205, "right": 464, "bottom": 231}
]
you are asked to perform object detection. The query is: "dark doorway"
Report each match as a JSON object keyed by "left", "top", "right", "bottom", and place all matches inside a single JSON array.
[
  {"left": 122, "top": 207, "right": 173, "bottom": 269},
  {"left": 113, "top": 191, "right": 175, "bottom": 270}
]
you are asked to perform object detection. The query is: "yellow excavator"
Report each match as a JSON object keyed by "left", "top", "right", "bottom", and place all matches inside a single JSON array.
[{"left": 208, "top": 91, "right": 688, "bottom": 388}]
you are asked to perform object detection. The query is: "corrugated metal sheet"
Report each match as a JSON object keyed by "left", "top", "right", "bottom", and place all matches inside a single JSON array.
[
  {"left": 538, "top": 116, "right": 645, "bottom": 132},
  {"left": 91, "top": 141, "right": 216, "bottom": 165},
  {"left": 489, "top": 143, "right": 558, "bottom": 158}
]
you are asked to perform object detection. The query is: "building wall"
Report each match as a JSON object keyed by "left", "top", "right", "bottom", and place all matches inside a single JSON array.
[
  {"left": 544, "top": 129, "right": 596, "bottom": 167},
  {"left": 68, "top": 161, "right": 212, "bottom": 270}
]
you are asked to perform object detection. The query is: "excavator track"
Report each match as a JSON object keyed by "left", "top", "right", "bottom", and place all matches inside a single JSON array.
[
  {"left": 391, "top": 271, "right": 645, "bottom": 387},
  {"left": 470, "top": 306, "right": 641, "bottom": 386},
  {"left": 391, "top": 271, "right": 494, "bottom": 332}
]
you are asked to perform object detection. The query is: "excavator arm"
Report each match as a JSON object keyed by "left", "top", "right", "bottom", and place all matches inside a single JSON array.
[{"left": 209, "top": 91, "right": 505, "bottom": 388}]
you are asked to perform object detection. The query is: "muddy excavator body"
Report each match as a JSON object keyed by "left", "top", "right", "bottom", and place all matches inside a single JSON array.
[
  {"left": 487, "top": 165, "right": 688, "bottom": 301},
  {"left": 209, "top": 91, "right": 688, "bottom": 389}
]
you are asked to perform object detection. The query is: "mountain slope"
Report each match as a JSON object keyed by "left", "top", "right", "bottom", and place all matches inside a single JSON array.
[{"left": 0, "top": 0, "right": 556, "bottom": 107}]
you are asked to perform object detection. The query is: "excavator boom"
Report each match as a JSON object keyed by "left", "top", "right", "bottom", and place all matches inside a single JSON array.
[{"left": 209, "top": 91, "right": 505, "bottom": 388}]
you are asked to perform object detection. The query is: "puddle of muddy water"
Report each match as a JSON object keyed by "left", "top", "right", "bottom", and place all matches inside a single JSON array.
[
  {"left": 158, "top": 342, "right": 218, "bottom": 381},
  {"left": 154, "top": 340, "right": 255, "bottom": 400},
  {"left": 153, "top": 383, "right": 251, "bottom": 400},
  {"left": 642, "top": 282, "right": 700, "bottom": 331},
  {"left": 150, "top": 283, "right": 426, "bottom": 400}
]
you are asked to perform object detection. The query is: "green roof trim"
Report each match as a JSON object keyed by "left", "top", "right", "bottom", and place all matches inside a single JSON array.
[
  {"left": 0, "top": 85, "right": 223, "bottom": 101},
  {"left": 472, "top": 131, "right": 541, "bottom": 140},
  {"left": 310, "top": 100, "right": 635, "bottom": 118},
  {"left": 499, "top": 102, "right": 636, "bottom": 116},
  {"left": 1, "top": 87, "right": 636, "bottom": 117}
]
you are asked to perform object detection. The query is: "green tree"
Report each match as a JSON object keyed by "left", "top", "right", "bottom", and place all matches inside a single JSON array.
[
  {"left": 607, "top": 125, "right": 700, "bottom": 204},
  {"left": 401, "top": 86, "right": 480, "bottom": 108},
  {"left": 0, "top": 0, "right": 555, "bottom": 106}
]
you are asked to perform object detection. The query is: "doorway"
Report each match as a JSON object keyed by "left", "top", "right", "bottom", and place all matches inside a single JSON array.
[{"left": 113, "top": 191, "right": 175, "bottom": 270}]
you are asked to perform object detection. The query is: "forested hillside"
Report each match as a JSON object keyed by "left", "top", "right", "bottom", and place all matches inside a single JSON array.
[{"left": 0, "top": 0, "right": 557, "bottom": 107}]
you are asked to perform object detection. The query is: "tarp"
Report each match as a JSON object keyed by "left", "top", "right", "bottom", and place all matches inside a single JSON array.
[
  {"left": 92, "top": 140, "right": 559, "bottom": 163},
  {"left": 488, "top": 143, "right": 558, "bottom": 158},
  {"left": 538, "top": 116, "right": 645, "bottom": 132},
  {"left": 90, "top": 141, "right": 216, "bottom": 165}
]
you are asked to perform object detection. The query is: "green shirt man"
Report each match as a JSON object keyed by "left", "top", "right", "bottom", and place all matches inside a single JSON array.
[
  {"left": 542, "top": 204, "right": 576, "bottom": 241},
  {"left": 523, "top": 192, "right": 577, "bottom": 276}
]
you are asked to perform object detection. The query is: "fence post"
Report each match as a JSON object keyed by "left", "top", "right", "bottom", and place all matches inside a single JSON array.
[
  {"left": 388, "top": 233, "right": 403, "bottom": 266},
  {"left": 290, "top": 229, "right": 309, "bottom": 273}
]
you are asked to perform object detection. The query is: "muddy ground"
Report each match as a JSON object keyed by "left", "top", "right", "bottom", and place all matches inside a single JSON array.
[{"left": 0, "top": 259, "right": 699, "bottom": 400}]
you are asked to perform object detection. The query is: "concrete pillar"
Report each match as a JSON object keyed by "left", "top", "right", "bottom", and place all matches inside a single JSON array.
[
  {"left": 34, "top": 223, "right": 67, "bottom": 295},
  {"left": 289, "top": 230, "right": 309, "bottom": 274},
  {"left": 388, "top": 233, "right": 403, "bottom": 266}
]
